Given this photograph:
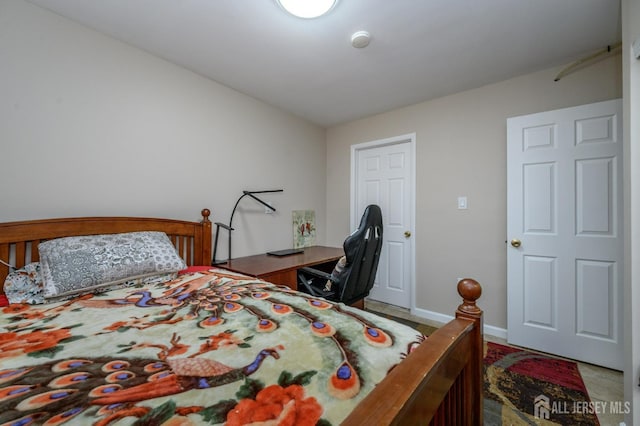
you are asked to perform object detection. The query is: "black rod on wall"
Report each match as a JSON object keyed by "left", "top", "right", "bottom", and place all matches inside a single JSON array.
[{"left": 212, "top": 189, "right": 284, "bottom": 265}]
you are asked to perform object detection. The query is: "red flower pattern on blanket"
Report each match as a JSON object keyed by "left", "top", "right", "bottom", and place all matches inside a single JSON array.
[
  {"left": 226, "top": 384, "right": 322, "bottom": 426},
  {"left": 0, "top": 327, "right": 72, "bottom": 359}
]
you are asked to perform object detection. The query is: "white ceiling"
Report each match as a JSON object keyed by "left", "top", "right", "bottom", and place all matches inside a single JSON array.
[{"left": 27, "top": 0, "right": 621, "bottom": 127}]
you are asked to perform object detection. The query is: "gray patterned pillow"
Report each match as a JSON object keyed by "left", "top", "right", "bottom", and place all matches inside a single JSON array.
[{"left": 39, "top": 231, "right": 187, "bottom": 299}]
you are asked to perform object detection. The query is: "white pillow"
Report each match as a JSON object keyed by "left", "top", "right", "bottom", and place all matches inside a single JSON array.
[{"left": 38, "top": 231, "right": 186, "bottom": 299}]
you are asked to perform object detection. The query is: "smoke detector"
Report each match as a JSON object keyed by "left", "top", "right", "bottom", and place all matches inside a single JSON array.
[{"left": 351, "top": 31, "right": 371, "bottom": 48}]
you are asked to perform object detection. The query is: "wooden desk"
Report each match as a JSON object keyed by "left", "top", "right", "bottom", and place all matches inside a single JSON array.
[{"left": 220, "top": 246, "right": 344, "bottom": 290}]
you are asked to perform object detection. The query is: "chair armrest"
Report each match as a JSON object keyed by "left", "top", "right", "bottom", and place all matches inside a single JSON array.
[
  {"left": 298, "top": 266, "right": 335, "bottom": 282},
  {"left": 297, "top": 267, "right": 337, "bottom": 299}
]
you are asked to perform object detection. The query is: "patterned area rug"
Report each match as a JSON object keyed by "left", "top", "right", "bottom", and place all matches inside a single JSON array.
[{"left": 484, "top": 342, "right": 599, "bottom": 425}]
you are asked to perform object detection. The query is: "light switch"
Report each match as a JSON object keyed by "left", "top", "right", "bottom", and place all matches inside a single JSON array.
[{"left": 457, "top": 196, "right": 468, "bottom": 210}]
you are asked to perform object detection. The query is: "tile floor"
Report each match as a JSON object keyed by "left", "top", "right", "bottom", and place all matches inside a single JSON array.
[{"left": 365, "top": 300, "right": 625, "bottom": 426}]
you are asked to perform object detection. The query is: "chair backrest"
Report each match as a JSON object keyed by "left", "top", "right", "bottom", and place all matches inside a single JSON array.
[{"left": 336, "top": 204, "right": 383, "bottom": 304}]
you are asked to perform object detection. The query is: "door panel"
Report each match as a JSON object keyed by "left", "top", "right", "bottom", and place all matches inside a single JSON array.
[
  {"left": 576, "top": 259, "right": 615, "bottom": 339},
  {"left": 523, "top": 163, "right": 555, "bottom": 232},
  {"left": 523, "top": 255, "right": 556, "bottom": 329},
  {"left": 576, "top": 157, "right": 615, "bottom": 235},
  {"left": 352, "top": 135, "right": 414, "bottom": 309},
  {"left": 507, "top": 99, "right": 622, "bottom": 370}
]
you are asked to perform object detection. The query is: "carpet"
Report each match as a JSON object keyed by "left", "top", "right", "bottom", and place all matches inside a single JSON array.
[
  {"left": 484, "top": 341, "right": 599, "bottom": 425},
  {"left": 366, "top": 309, "right": 438, "bottom": 336}
]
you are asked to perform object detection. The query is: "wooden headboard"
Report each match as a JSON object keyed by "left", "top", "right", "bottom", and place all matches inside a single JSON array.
[{"left": 0, "top": 209, "right": 212, "bottom": 295}]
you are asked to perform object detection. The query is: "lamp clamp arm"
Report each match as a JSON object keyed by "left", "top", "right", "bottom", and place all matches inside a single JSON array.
[
  {"left": 244, "top": 192, "right": 277, "bottom": 212},
  {"left": 214, "top": 222, "right": 233, "bottom": 231}
]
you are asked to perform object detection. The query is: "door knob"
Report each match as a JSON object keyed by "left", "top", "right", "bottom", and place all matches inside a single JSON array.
[
  {"left": 404, "top": 231, "right": 412, "bottom": 238},
  {"left": 510, "top": 239, "right": 521, "bottom": 248}
]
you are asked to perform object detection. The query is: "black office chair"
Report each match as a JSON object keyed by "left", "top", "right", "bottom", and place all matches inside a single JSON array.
[{"left": 297, "top": 204, "right": 383, "bottom": 305}]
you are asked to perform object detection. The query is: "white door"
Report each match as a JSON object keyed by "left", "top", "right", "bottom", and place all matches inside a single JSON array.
[
  {"left": 351, "top": 134, "right": 415, "bottom": 309},
  {"left": 507, "top": 99, "right": 623, "bottom": 370}
]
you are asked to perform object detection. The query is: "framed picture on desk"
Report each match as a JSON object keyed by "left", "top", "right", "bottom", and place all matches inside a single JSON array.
[{"left": 293, "top": 210, "right": 316, "bottom": 248}]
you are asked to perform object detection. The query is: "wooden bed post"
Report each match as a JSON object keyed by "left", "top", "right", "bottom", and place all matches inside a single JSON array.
[
  {"left": 455, "top": 278, "right": 484, "bottom": 425},
  {"left": 200, "top": 209, "right": 212, "bottom": 266}
]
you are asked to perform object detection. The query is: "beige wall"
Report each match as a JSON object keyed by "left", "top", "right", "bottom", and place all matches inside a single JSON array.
[
  {"left": 327, "top": 56, "right": 622, "bottom": 329},
  {"left": 0, "top": 0, "right": 327, "bottom": 259}
]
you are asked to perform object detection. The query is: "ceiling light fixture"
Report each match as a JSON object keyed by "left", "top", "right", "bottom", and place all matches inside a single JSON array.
[{"left": 277, "top": 0, "right": 337, "bottom": 19}]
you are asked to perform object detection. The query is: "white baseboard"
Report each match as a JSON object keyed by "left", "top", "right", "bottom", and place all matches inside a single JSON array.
[
  {"left": 411, "top": 306, "right": 508, "bottom": 340},
  {"left": 410, "top": 305, "right": 452, "bottom": 324},
  {"left": 483, "top": 324, "right": 508, "bottom": 340}
]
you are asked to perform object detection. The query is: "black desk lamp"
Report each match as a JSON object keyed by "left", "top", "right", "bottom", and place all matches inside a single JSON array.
[{"left": 212, "top": 189, "right": 283, "bottom": 265}]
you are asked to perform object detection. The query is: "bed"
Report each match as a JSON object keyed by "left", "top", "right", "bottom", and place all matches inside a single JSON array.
[{"left": 0, "top": 208, "right": 484, "bottom": 425}]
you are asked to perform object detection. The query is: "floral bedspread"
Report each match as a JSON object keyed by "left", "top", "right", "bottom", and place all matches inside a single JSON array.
[{"left": 0, "top": 269, "right": 424, "bottom": 425}]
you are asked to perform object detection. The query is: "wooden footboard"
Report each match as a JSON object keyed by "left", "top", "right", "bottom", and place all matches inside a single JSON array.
[
  {"left": 342, "top": 279, "right": 483, "bottom": 425},
  {"left": 0, "top": 209, "right": 212, "bottom": 294}
]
